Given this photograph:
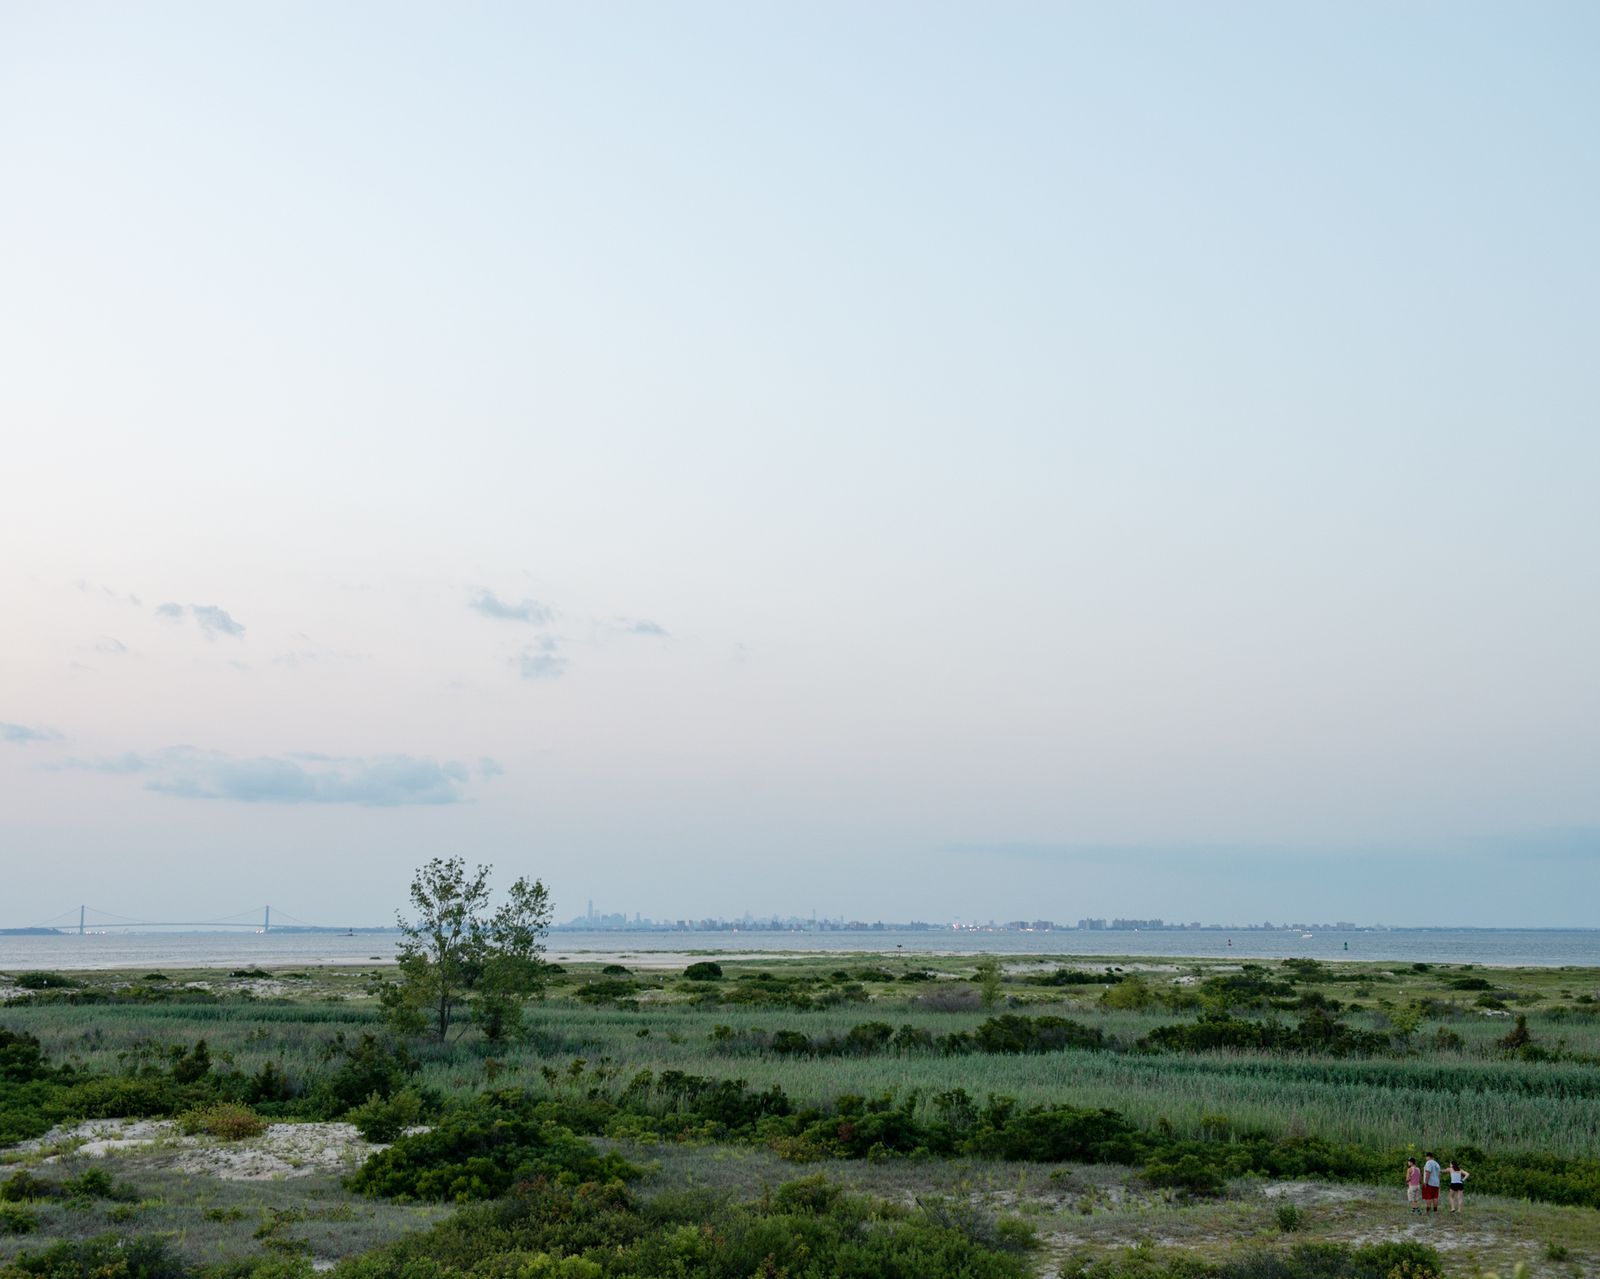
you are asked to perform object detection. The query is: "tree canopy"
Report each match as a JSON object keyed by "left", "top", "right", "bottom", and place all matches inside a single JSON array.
[{"left": 380, "top": 857, "right": 552, "bottom": 1041}]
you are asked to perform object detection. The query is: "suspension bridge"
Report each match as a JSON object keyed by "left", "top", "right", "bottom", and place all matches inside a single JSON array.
[{"left": 23, "top": 905, "right": 339, "bottom": 934}]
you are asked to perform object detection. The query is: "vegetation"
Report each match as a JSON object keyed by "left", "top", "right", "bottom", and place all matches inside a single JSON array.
[
  {"left": 3, "top": 944, "right": 1598, "bottom": 1276},
  {"left": 375, "top": 858, "right": 552, "bottom": 1043}
]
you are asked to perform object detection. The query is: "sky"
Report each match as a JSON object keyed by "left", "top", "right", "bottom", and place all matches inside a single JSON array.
[{"left": 2, "top": 2, "right": 1597, "bottom": 929}]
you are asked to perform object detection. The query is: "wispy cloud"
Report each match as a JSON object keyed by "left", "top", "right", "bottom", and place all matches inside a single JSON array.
[
  {"left": 478, "top": 757, "right": 505, "bottom": 779},
  {"left": 623, "top": 618, "right": 668, "bottom": 637},
  {"left": 470, "top": 589, "right": 553, "bottom": 624},
  {"left": 515, "top": 636, "right": 567, "bottom": 680},
  {"left": 74, "top": 579, "right": 141, "bottom": 607},
  {"left": 2, "top": 721, "right": 61, "bottom": 745},
  {"left": 57, "top": 751, "right": 147, "bottom": 774},
  {"left": 155, "top": 602, "right": 245, "bottom": 638},
  {"left": 154, "top": 751, "right": 468, "bottom": 805},
  {"left": 94, "top": 637, "right": 129, "bottom": 655},
  {"left": 273, "top": 645, "right": 369, "bottom": 669},
  {"left": 60, "top": 747, "right": 475, "bottom": 805}
]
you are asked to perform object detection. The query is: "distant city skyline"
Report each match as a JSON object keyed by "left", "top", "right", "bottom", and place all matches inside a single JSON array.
[{"left": 4, "top": 4, "right": 1597, "bottom": 929}]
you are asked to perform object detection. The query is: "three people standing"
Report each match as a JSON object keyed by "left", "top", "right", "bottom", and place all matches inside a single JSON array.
[{"left": 1407, "top": 1152, "right": 1467, "bottom": 1215}]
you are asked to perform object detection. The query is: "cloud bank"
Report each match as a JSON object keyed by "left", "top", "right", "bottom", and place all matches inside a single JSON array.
[
  {"left": 469, "top": 589, "right": 553, "bottom": 624},
  {"left": 2, "top": 721, "right": 61, "bottom": 745},
  {"left": 515, "top": 637, "right": 567, "bottom": 680},
  {"left": 155, "top": 602, "right": 246, "bottom": 638},
  {"left": 65, "top": 748, "right": 478, "bottom": 805}
]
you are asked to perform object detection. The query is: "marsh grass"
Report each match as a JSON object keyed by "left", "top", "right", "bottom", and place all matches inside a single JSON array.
[
  {"left": 5, "top": 957, "right": 1599, "bottom": 1160},
  {"left": 0, "top": 1164, "right": 449, "bottom": 1268}
]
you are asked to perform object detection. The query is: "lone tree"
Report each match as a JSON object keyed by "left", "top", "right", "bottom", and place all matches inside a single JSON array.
[{"left": 380, "top": 857, "right": 552, "bottom": 1042}]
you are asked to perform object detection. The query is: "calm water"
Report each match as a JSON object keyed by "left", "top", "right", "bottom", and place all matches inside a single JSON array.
[{"left": 1, "top": 928, "right": 1596, "bottom": 971}]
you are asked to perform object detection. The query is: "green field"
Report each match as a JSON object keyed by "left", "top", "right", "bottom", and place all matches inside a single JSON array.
[{"left": 3, "top": 953, "right": 1597, "bottom": 1278}]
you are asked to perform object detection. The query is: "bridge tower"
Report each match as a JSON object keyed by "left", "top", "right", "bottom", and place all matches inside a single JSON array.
[
  {"left": 79, "top": 905, "right": 85, "bottom": 936},
  {"left": 263, "top": 905, "right": 270, "bottom": 933}
]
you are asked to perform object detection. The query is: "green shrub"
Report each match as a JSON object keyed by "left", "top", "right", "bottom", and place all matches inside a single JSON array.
[
  {"left": 348, "top": 1091, "right": 639, "bottom": 1201},
  {"left": 347, "top": 1088, "right": 425, "bottom": 1143},
  {"left": 176, "top": 1101, "right": 266, "bottom": 1141},
  {"left": 0, "top": 1233, "right": 191, "bottom": 1278},
  {"left": 314, "top": 1034, "right": 417, "bottom": 1116},
  {"left": 1143, "top": 1152, "right": 1227, "bottom": 1197},
  {"left": 1039, "top": 967, "right": 1121, "bottom": 986},
  {"left": 1274, "top": 1202, "right": 1304, "bottom": 1232},
  {"left": 170, "top": 1039, "right": 211, "bottom": 1084},
  {"left": 1, "top": 1172, "right": 52, "bottom": 1203},
  {"left": 0, "top": 1029, "right": 54, "bottom": 1084},
  {"left": 1101, "top": 976, "right": 1157, "bottom": 1009},
  {"left": 974, "top": 1013, "right": 1105, "bottom": 1054},
  {"left": 345, "top": 1174, "right": 1028, "bottom": 1278},
  {"left": 246, "top": 1060, "right": 296, "bottom": 1106},
  {"left": 60, "top": 1168, "right": 136, "bottom": 1202},
  {"left": 58, "top": 1075, "right": 173, "bottom": 1120},
  {"left": 12, "top": 973, "right": 80, "bottom": 991},
  {"left": 683, "top": 961, "right": 723, "bottom": 981},
  {"left": 571, "top": 980, "right": 638, "bottom": 1006},
  {"left": 0, "top": 1203, "right": 38, "bottom": 1235}
]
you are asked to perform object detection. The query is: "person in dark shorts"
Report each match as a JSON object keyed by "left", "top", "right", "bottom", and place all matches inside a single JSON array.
[{"left": 1447, "top": 1160, "right": 1469, "bottom": 1213}]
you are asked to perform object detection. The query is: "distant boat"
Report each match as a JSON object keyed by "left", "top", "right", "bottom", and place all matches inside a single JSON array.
[{"left": 1301, "top": 932, "right": 1314, "bottom": 939}]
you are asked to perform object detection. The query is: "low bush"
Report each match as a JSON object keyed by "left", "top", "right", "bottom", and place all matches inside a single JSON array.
[
  {"left": 1142, "top": 1153, "right": 1228, "bottom": 1198},
  {"left": 341, "top": 1173, "right": 1029, "bottom": 1278},
  {"left": 1064, "top": 1240, "right": 1442, "bottom": 1278},
  {"left": 0, "top": 1203, "right": 38, "bottom": 1235},
  {"left": 12, "top": 974, "right": 80, "bottom": 991},
  {"left": 0, "top": 1030, "right": 55, "bottom": 1084},
  {"left": 310, "top": 1033, "right": 418, "bottom": 1117},
  {"left": 176, "top": 1101, "right": 266, "bottom": 1141},
  {"left": 682, "top": 961, "right": 723, "bottom": 981},
  {"left": 347, "top": 1087, "right": 425, "bottom": 1142},
  {"left": 1143, "top": 1011, "right": 1386, "bottom": 1058},
  {"left": 56, "top": 1076, "right": 173, "bottom": 1120},
  {"left": 1038, "top": 968, "right": 1123, "bottom": 987},
  {"left": 571, "top": 980, "right": 638, "bottom": 1007},
  {"left": 0, "top": 1173, "right": 52, "bottom": 1203},
  {"left": 0, "top": 1234, "right": 192, "bottom": 1279},
  {"left": 974, "top": 1014, "right": 1104, "bottom": 1054},
  {"left": 60, "top": 1168, "right": 137, "bottom": 1202},
  {"left": 348, "top": 1091, "right": 639, "bottom": 1201},
  {"left": 714, "top": 1013, "right": 1104, "bottom": 1060}
]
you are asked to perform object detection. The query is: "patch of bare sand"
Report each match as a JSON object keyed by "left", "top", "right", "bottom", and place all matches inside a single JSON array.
[
  {"left": 172, "top": 1123, "right": 375, "bottom": 1179},
  {"left": 1347, "top": 1221, "right": 1501, "bottom": 1252},
  {"left": 1262, "top": 1181, "right": 1375, "bottom": 1204},
  {"left": 14, "top": 1118, "right": 180, "bottom": 1158},
  {"left": 12, "top": 1118, "right": 395, "bottom": 1180}
]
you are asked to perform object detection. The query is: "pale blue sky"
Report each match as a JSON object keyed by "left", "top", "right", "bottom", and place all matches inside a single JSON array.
[{"left": 2, "top": 3, "right": 1597, "bottom": 927}]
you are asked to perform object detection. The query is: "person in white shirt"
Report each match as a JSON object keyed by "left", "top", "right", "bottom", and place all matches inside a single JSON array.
[{"left": 1447, "top": 1160, "right": 1469, "bottom": 1213}]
